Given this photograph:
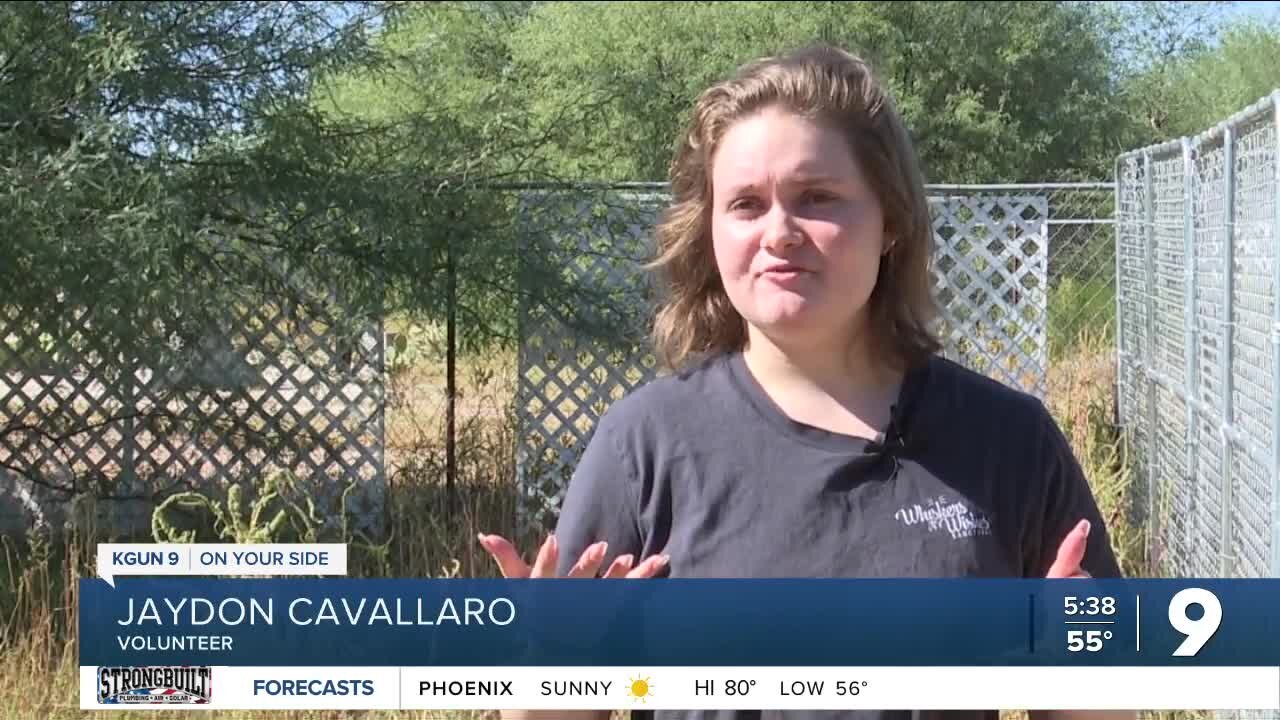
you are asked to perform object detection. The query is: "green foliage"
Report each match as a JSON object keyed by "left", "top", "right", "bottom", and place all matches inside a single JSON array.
[
  {"left": 1049, "top": 276, "right": 1116, "bottom": 361},
  {"left": 1, "top": 2, "right": 397, "bottom": 377},
  {"left": 1100, "top": 1, "right": 1233, "bottom": 142},
  {"left": 385, "top": 320, "right": 447, "bottom": 378},
  {"left": 151, "top": 471, "right": 393, "bottom": 572},
  {"left": 505, "top": 1, "right": 1125, "bottom": 183},
  {"left": 1098, "top": 2, "right": 1280, "bottom": 148},
  {"left": 0, "top": 1, "right": 590, "bottom": 381},
  {"left": 151, "top": 472, "right": 327, "bottom": 545},
  {"left": 3, "top": 0, "right": 1274, "bottom": 509},
  {"left": 3, "top": 1, "right": 1264, "bottom": 385},
  {"left": 1143, "top": 20, "right": 1280, "bottom": 139}
]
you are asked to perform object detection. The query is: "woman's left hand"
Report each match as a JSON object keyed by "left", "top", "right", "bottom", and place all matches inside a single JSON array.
[{"left": 1046, "top": 519, "right": 1092, "bottom": 579}]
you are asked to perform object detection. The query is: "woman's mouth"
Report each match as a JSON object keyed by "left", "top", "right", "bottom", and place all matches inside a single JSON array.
[{"left": 760, "top": 264, "right": 811, "bottom": 280}]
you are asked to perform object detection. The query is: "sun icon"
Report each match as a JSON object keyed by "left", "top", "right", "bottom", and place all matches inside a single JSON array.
[{"left": 627, "top": 675, "right": 654, "bottom": 703}]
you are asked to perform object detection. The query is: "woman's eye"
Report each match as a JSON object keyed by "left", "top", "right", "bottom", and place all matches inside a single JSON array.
[
  {"left": 804, "top": 190, "right": 837, "bottom": 205},
  {"left": 729, "top": 198, "right": 760, "bottom": 212}
]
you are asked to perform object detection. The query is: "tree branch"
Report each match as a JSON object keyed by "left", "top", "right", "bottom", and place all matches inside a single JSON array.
[{"left": 2, "top": 407, "right": 181, "bottom": 450}]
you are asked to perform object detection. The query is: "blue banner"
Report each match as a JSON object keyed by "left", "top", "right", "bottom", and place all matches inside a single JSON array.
[{"left": 79, "top": 578, "right": 1280, "bottom": 667}]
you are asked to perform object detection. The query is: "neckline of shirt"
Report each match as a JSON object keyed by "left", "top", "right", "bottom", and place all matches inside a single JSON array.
[{"left": 722, "top": 349, "right": 932, "bottom": 456}]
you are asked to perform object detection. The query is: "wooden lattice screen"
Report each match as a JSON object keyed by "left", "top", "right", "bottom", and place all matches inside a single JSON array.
[
  {"left": 1, "top": 277, "right": 386, "bottom": 536},
  {"left": 514, "top": 189, "right": 1049, "bottom": 530}
]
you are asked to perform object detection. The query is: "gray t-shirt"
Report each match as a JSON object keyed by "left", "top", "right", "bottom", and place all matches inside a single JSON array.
[{"left": 553, "top": 350, "right": 1122, "bottom": 720}]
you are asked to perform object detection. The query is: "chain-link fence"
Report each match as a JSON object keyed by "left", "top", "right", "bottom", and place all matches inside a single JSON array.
[
  {"left": 513, "top": 183, "right": 1117, "bottom": 530},
  {"left": 930, "top": 184, "right": 1118, "bottom": 364},
  {"left": 1116, "top": 89, "right": 1280, "bottom": 581}
]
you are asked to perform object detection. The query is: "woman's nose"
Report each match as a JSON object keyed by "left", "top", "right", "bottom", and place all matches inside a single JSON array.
[{"left": 760, "top": 206, "right": 804, "bottom": 251}]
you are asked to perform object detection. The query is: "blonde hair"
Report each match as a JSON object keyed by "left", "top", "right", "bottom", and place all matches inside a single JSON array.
[{"left": 648, "top": 44, "right": 941, "bottom": 372}]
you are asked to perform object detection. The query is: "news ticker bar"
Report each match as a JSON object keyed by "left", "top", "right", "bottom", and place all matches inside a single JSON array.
[{"left": 80, "top": 666, "right": 1280, "bottom": 711}]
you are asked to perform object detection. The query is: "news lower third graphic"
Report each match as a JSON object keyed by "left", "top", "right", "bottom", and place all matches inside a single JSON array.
[{"left": 81, "top": 543, "right": 1280, "bottom": 711}]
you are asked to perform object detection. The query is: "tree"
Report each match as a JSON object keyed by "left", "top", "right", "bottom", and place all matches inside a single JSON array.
[
  {"left": 505, "top": 1, "right": 1124, "bottom": 183},
  {"left": 1141, "top": 19, "right": 1280, "bottom": 139},
  {"left": 1097, "top": 0, "right": 1243, "bottom": 146},
  {"left": 0, "top": 2, "right": 390, "bottom": 506},
  {"left": 312, "top": 1, "right": 658, "bottom": 348},
  {"left": 1, "top": 2, "right": 395, "bottom": 374},
  {"left": 0, "top": 1, "right": 600, "bottom": 508}
]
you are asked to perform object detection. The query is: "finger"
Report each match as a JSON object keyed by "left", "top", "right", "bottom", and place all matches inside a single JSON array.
[
  {"left": 530, "top": 534, "right": 559, "bottom": 578},
  {"left": 1046, "top": 519, "right": 1091, "bottom": 578},
  {"left": 602, "top": 554, "right": 635, "bottom": 578},
  {"left": 478, "top": 533, "right": 530, "bottom": 579},
  {"left": 567, "top": 542, "right": 609, "bottom": 578},
  {"left": 626, "top": 553, "right": 670, "bottom": 579}
]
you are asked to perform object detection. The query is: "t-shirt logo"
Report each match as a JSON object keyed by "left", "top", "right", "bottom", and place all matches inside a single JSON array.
[{"left": 893, "top": 494, "right": 992, "bottom": 540}]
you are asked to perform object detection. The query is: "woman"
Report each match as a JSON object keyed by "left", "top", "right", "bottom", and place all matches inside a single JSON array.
[{"left": 479, "top": 44, "right": 1128, "bottom": 720}]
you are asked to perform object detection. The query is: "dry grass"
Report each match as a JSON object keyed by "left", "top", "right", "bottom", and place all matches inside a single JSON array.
[
  {"left": 0, "top": 341, "right": 534, "bottom": 720},
  {"left": 380, "top": 346, "right": 527, "bottom": 581},
  {"left": 0, "top": 333, "right": 1204, "bottom": 720},
  {"left": 1044, "top": 326, "right": 1146, "bottom": 578}
]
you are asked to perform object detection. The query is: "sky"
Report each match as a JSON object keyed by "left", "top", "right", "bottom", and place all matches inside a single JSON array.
[{"left": 1225, "top": 1, "right": 1280, "bottom": 24}]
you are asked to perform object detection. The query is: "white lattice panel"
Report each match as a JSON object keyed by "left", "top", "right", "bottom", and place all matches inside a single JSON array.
[
  {"left": 514, "top": 191, "right": 663, "bottom": 531},
  {"left": 930, "top": 194, "right": 1049, "bottom": 398},
  {"left": 1, "top": 276, "right": 386, "bottom": 536}
]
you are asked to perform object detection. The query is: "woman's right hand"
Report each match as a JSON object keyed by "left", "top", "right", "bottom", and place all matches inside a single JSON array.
[
  {"left": 478, "top": 535, "right": 666, "bottom": 720},
  {"left": 477, "top": 533, "right": 669, "bottom": 579}
]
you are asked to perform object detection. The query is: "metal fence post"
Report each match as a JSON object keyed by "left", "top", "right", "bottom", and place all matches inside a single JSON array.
[
  {"left": 1143, "top": 150, "right": 1159, "bottom": 557},
  {"left": 1271, "top": 90, "right": 1280, "bottom": 579},
  {"left": 1182, "top": 137, "right": 1200, "bottom": 564},
  {"left": 1114, "top": 158, "right": 1125, "bottom": 428},
  {"left": 1221, "top": 124, "right": 1236, "bottom": 577}
]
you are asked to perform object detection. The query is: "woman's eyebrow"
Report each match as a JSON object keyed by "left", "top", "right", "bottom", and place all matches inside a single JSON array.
[
  {"left": 723, "top": 173, "right": 842, "bottom": 194},
  {"left": 720, "top": 180, "right": 762, "bottom": 196},
  {"left": 787, "top": 172, "right": 842, "bottom": 185}
]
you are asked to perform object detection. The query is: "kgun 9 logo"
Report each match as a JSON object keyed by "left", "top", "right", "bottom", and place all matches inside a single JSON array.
[{"left": 1168, "top": 588, "right": 1222, "bottom": 657}]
